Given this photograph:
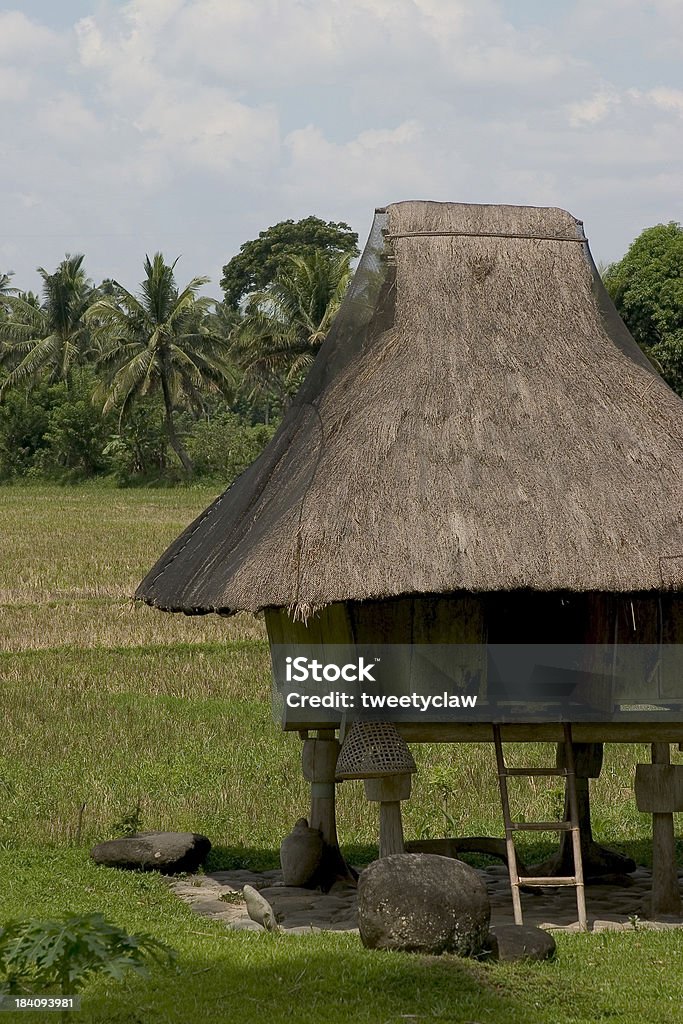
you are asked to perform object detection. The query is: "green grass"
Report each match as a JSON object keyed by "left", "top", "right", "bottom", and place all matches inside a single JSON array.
[
  {"left": 2, "top": 483, "right": 683, "bottom": 1022},
  {"left": 3, "top": 848, "right": 683, "bottom": 1024}
]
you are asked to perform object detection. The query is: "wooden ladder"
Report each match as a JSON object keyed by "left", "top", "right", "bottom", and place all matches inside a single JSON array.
[{"left": 493, "top": 723, "right": 588, "bottom": 932}]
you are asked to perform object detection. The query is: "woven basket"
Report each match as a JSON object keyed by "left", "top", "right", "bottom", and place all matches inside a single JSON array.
[{"left": 335, "top": 720, "right": 417, "bottom": 780}]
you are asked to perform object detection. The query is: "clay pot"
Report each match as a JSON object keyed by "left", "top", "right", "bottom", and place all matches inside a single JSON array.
[{"left": 280, "top": 818, "right": 324, "bottom": 887}]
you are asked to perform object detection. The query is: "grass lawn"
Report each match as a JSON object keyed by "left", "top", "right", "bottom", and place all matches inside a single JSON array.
[{"left": 1, "top": 482, "right": 683, "bottom": 1022}]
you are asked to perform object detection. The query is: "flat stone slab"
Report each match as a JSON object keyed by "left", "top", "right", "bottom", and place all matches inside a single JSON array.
[
  {"left": 170, "top": 869, "right": 359, "bottom": 934},
  {"left": 169, "top": 864, "right": 683, "bottom": 935},
  {"left": 92, "top": 831, "right": 211, "bottom": 874}
]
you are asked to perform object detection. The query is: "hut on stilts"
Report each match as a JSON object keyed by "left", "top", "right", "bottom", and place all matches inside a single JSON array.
[{"left": 137, "top": 202, "right": 683, "bottom": 930}]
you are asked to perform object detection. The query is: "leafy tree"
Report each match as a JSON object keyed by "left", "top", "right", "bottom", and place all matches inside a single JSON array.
[
  {"left": 0, "top": 255, "right": 93, "bottom": 391},
  {"left": 40, "top": 368, "right": 111, "bottom": 477},
  {"left": 0, "top": 371, "right": 111, "bottom": 480},
  {"left": 230, "top": 250, "right": 352, "bottom": 400},
  {"left": 0, "top": 384, "right": 53, "bottom": 478},
  {"left": 86, "top": 253, "right": 234, "bottom": 476},
  {"left": 102, "top": 400, "right": 172, "bottom": 485},
  {"left": 604, "top": 222, "right": 683, "bottom": 392},
  {"left": 221, "top": 215, "right": 358, "bottom": 309}
]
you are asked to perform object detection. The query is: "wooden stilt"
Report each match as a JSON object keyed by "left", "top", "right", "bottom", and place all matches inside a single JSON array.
[
  {"left": 650, "top": 743, "right": 681, "bottom": 917},
  {"left": 302, "top": 730, "right": 340, "bottom": 848},
  {"left": 364, "top": 774, "right": 412, "bottom": 857}
]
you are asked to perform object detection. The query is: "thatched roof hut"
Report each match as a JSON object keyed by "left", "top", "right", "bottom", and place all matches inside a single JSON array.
[
  {"left": 137, "top": 202, "right": 683, "bottom": 914},
  {"left": 137, "top": 201, "right": 683, "bottom": 617}
]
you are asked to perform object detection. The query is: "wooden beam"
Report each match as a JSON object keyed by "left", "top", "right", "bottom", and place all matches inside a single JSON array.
[{"left": 286, "top": 721, "right": 683, "bottom": 743}]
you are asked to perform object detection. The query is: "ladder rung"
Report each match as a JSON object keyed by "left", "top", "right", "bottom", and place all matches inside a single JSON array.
[
  {"left": 516, "top": 875, "right": 579, "bottom": 887},
  {"left": 509, "top": 821, "right": 574, "bottom": 832},
  {"left": 501, "top": 767, "right": 568, "bottom": 777}
]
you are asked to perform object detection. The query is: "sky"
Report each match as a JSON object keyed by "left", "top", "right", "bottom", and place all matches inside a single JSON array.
[{"left": 1, "top": 0, "right": 682, "bottom": 298}]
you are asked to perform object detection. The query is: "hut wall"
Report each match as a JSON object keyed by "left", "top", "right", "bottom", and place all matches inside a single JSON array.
[
  {"left": 266, "top": 592, "right": 683, "bottom": 730},
  {"left": 265, "top": 594, "right": 486, "bottom": 728}
]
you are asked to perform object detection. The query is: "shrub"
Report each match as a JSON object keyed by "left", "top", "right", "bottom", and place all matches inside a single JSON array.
[
  {"left": 0, "top": 913, "right": 175, "bottom": 997},
  {"left": 0, "top": 384, "right": 53, "bottom": 479},
  {"left": 103, "top": 402, "right": 171, "bottom": 486},
  {"left": 39, "top": 369, "right": 111, "bottom": 478},
  {"left": 186, "top": 411, "right": 276, "bottom": 483}
]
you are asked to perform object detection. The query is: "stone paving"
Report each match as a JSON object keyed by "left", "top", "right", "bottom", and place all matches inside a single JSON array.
[{"left": 170, "top": 863, "right": 683, "bottom": 935}]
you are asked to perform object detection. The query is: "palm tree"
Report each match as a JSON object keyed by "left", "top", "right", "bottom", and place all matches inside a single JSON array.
[
  {"left": 86, "top": 253, "right": 234, "bottom": 476},
  {"left": 231, "top": 250, "right": 352, "bottom": 401},
  {"left": 0, "top": 255, "right": 93, "bottom": 391},
  {"left": 0, "top": 271, "right": 16, "bottom": 296}
]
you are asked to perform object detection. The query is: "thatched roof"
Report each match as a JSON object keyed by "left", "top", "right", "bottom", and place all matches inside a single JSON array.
[{"left": 137, "top": 201, "right": 683, "bottom": 615}]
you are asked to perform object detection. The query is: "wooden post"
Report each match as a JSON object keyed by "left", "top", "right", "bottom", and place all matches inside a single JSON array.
[
  {"left": 301, "top": 729, "right": 339, "bottom": 848},
  {"left": 364, "top": 775, "right": 412, "bottom": 857},
  {"left": 650, "top": 743, "right": 681, "bottom": 917}
]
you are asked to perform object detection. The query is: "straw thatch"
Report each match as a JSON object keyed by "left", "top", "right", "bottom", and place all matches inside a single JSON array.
[{"left": 137, "top": 201, "right": 683, "bottom": 615}]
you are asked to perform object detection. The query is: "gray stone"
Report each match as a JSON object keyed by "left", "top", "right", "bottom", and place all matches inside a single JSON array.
[
  {"left": 282, "top": 925, "right": 324, "bottom": 934},
  {"left": 486, "top": 925, "right": 556, "bottom": 961},
  {"left": 280, "top": 818, "right": 324, "bottom": 887},
  {"left": 90, "top": 831, "right": 211, "bottom": 874},
  {"left": 243, "top": 884, "right": 279, "bottom": 931},
  {"left": 192, "top": 899, "right": 233, "bottom": 916},
  {"left": 358, "top": 854, "right": 490, "bottom": 956},
  {"left": 229, "top": 918, "right": 266, "bottom": 932}
]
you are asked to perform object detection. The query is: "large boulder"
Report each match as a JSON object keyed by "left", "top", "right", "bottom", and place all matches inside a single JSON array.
[
  {"left": 486, "top": 924, "right": 556, "bottom": 962},
  {"left": 358, "top": 853, "right": 490, "bottom": 955},
  {"left": 91, "top": 831, "right": 211, "bottom": 874}
]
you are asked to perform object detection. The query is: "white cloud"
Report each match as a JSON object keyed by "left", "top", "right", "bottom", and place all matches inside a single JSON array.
[
  {"left": 282, "top": 120, "right": 439, "bottom": 209},
  {"left": 74, "top": 16, "right": 106, "bottom": 66},
  {"left": 0, "top": 0, "right": 681, "bottom": 296},
  {"left": 0, "top": 11, "right": 64, "bottom": 62},
  {"left": 647, "top": 87, "right": 683, "bottom": 115},
  {"left": 0, "top": 67, "right": 32, "bottom": 101},
  {"left": 568, "top": 89, "right": 620, "bottom": 127},
  {"left": 33, "top": 92, "right": 103, "bottom": 143},
  {"left": 74, "top": 9, "right": 280, "bottom": 178},
  {"left": 281, "top": 113, "right": 558, "bottom": 221}
]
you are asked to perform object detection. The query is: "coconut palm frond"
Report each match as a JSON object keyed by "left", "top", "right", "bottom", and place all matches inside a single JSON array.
[
  {"left": 89, "top": 254, "right": 229, "bottom": 475},
  {"left": 231, "top": 250, "right": 352, "bottom": 389}
]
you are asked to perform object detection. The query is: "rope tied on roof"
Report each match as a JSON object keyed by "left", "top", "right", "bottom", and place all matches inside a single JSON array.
[{"left": 387, "top": 230, "right": 588, "bottom": 242}]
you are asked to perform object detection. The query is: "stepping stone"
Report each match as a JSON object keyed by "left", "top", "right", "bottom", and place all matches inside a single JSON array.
[
  {"left": 230, "top": 919, "right": 266, "bottom": 932},
  {"left": 486, "top": 925, "right": 556, "bottom": 961},
  {"left": 91, "top": 831, "right": 210, "bottom": 874}
]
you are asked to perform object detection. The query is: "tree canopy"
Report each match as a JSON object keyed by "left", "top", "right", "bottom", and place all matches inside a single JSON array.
[
  {"left": 0, "top": 213, "right": 681, "bottom": 486},
  {"left": 0, "top": 254, "right": 93, "bottom": 391},
  {"left": 230, "top": 250, "right": 352, "bottom": 400},
  {"left": 86, "top": 253, "right": 234, "bottom": 475},
  {"left": 220, "top": 216, "right": 358, "bottom": 310},
  {"left": 604, "top": 222, "right": 683, "bottom": 392}
]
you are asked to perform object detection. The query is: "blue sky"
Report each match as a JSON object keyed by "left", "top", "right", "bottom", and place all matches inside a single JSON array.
[{"left": 2, "top": 0, "right": 682, "bottom": 297}]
